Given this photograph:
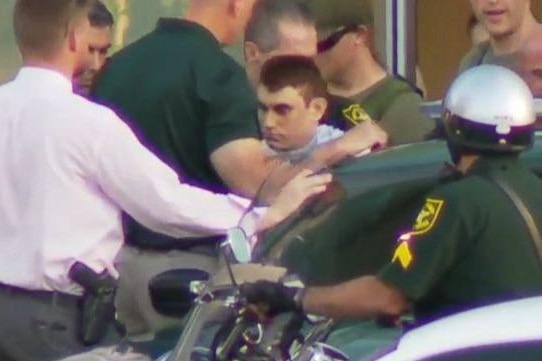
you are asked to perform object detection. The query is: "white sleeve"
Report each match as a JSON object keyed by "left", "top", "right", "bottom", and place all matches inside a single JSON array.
[
  {"left": 316, "top": 125, "right": 344, "bottom": 145},
  {"left": 93, "top": 113, "right": 264, "bottom": 239}
]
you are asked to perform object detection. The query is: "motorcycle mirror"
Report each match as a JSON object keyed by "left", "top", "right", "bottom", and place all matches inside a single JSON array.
[
  {"left": 297, "top": 342, "right": 350, "bottom": 361},
  {"left": 222, "top": 227, "right": 252, "bottom": 264}
]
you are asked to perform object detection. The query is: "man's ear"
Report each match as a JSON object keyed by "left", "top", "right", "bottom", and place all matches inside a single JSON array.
[
  {"left": 228, "top": 0, "right": 241, "bottom": 17},
  {"left": 244, "top": 41, "right": 262, "bottom": 63},
  {"left": 309, "top": 97, "right": 329, "bottom": 122},
  {"left": 67, "top": 26, "right": 78, "bottom": 52},
  {"left": 354, "top": 25, "right": 370, "bottom": 46}
]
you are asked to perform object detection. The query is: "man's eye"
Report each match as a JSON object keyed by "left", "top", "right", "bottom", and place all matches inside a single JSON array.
[
  {"left": 274, "top": 105, "right": 291, "bottom": 115},
  {"left": 533, "top": 69, "right": 542, "bottom": 79},
  {"left": 257, "top": 102, "right": 268, "bottom": 112}
]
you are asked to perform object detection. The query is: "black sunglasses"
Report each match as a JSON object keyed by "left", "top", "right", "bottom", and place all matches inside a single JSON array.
[{"left": 317, "top": 24, "right": 360, "bottom": 54}]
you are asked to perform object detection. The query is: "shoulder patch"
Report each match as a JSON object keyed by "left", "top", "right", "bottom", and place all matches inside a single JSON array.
[
  {"left": 392, "top": 234, "right": 414, "bottom": 269},
  {"left": 411, "top": 198, "right": 444, "bottom": 235},
  {"left": 342, "top": 104, "right": 372, "bottom": 126}
]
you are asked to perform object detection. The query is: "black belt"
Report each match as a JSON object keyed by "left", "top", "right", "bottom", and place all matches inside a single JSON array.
[
  {"left": 127, "top": 231, "right": 223, "bottom": 253},
  {"left": 0, "top": 282, "right": 80, "bottom": 307}
]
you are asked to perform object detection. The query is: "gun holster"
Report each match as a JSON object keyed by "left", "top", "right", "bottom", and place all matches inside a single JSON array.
[{"left": 68, "top": 262, "right": 118, "bottom": 346}]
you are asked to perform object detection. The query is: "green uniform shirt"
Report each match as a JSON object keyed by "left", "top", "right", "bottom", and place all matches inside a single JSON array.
[
  {"left": 92, "top": 19, "right": 259, "bottom": 248},
  {"left": 379, "top": 156, "right": 542, "bottom": 323},
  {"left": 326, "top": 76, "right": 435, "bottom": 145}
]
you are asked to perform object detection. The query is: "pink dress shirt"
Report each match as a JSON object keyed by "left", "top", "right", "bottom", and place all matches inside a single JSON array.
[{"left": 0, "top": 68, "right": 262, "bottom": 295}]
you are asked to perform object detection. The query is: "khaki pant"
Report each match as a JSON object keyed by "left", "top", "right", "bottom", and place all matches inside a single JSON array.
[{"left": 114, "top": 245, "right": 218, "bottom": 340}]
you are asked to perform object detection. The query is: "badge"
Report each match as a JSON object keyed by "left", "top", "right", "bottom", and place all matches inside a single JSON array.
[
  {"left": 411, "top": 198, "right": 444, "bottom": 235},
  {"left": 342, "top": 104, "right": 372, "bottom": 126},
  {"left": 392, "top": 233, "right": 414, "bottom": 269}
]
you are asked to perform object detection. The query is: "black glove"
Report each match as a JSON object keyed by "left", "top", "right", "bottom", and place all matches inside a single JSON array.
[{"left": 241, "top": 280, "right": 300, "bottom": 317}]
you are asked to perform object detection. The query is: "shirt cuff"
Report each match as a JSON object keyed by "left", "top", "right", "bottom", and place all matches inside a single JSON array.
[{"left": 227, "top": 194, "right": 268, "bottom": 246}]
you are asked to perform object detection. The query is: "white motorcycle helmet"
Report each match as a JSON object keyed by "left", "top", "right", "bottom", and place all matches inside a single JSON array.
[{"left": 443, "top": 65, "right": 535, "bottom": 162}]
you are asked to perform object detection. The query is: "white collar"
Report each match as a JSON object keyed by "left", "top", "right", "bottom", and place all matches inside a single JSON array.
[
  {"left": 264, "top": 135, "right": 319, "bottom": 164},
  {"left": 15, "top": 67, "right": 73, "bottom": 93}
]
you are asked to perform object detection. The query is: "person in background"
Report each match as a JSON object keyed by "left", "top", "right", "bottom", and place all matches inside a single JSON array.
[
  {"left": 519, "top": 27, "right": 542, "bottom": 98},
  {"left": 519, "top": 27, "right": 542, "bottom": 129},
  {"left": 304, "top": 0, "right": 434, "bottom": 146},
  {"left": 459, "top": 0, "right": 540, "bottom": 72},
  {"left": 0, "top": 0, "right": 331, "bottom": 359},
  {"left": 244, "top": 0, "right": 317, "bottom": 88},
  {"left": 73, "top": 0, "right": 113, "bottom": 96}
]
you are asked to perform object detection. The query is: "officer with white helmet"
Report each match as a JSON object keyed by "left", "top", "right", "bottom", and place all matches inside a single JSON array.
[
  {"left": 241, "top": 65, "right": 542, "bottom": 354},
  {"left": 443, "top": 64, "right": 535, "bottom": 163}
]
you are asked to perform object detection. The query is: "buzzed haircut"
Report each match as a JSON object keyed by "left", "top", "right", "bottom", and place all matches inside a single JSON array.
[
  {"left": 89, "top": 0, "right": 114, "bottom": 28},
  {"left": 13, "top": 0, "right": 96, "bottom": 57},
  {"left": 245, "top": 0, "right": 314, "bottom": 53},
  {"left": 260, "top": 55, "right": 328, "bottom": 103}
]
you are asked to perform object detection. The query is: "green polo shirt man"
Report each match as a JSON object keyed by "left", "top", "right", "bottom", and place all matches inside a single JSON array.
[
  {"left": 91, "top": 0, "right": 264, "bottom": 337},
  {"left": 92, "top": 19, "right": 261, "bottom": 251}
]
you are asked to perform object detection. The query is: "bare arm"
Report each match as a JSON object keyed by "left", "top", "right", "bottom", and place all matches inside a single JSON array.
[
  {"left": 302, "top": 276, "right": 410, "bottom": 320},
  {"left": 307, "top": 119, "right": 388, "bottom": 167},
  {"left": 211, "top": 138, "right": 277, "bottom": 199},
  {"left": 211, "top": 120, "right": 387, "bottom": 203},
  {"left": 94, "top": 113, "right": 330, "bottom": 238}
]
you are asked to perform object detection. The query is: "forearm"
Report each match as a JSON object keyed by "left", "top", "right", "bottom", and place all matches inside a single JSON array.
[
  {"left": 308, "top": 139, "right": 351, "bottom": 167},
  {"left": 301, "top": 276, "right": 409, "bottom": 320},
  {"left": 96, "top": 120, "right": 271, "bottom": 239},
  {"left": 254, "top": 206, "right": 283, "bottom": 231},
  {"left": 211, "top": 140, "right": 282, "bottom": 200}
]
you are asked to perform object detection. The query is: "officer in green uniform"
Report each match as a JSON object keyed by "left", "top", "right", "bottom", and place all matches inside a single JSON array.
[
  {"left": 242, "top": 65, "right": 542, "bottom": 357},
  {"left": 304, "top": 0, "right": 434, "bottom": 145}
]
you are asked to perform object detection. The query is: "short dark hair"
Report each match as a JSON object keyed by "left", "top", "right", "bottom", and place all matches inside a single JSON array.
[
  {"left": 88, "top": 0, "right": 114, "bottom": 28},
  {"left": 259, "top": 55, "right": 328, "bottom": 103},
  {"left": 245, "top": 0, "right": 314, "bottom": 53},
  {"left": 13, "top": 0, "right": 97, "bottom": 57}
]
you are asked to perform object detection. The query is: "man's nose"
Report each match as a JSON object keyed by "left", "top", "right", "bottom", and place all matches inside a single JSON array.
[
  {"left": 262, "top": 112, "right": 277, "bottom": 129},
  {"left": 91, "top": 52, "right": 103, "bottom": 71}
]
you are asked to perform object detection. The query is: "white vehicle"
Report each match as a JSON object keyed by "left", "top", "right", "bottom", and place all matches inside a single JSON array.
[{"left": 365, "top": 296, "right": 542, "bottom": 361}]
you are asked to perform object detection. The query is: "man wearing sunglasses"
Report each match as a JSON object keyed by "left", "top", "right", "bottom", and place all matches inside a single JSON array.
[{"left": 307, "top": 0, "right": 435, "bottom": 146}]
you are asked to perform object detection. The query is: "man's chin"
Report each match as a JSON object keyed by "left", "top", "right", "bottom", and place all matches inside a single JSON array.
[
  {"left": 266, "top": 140, "right": 290, "bottom": 153},
  {"left": 487, "top": 27, "right": 515, "bottom": 40}
]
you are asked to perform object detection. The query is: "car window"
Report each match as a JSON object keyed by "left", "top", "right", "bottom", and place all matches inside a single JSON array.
[{"left": 417, "top": 340, "right": 542, "bottom": 361}]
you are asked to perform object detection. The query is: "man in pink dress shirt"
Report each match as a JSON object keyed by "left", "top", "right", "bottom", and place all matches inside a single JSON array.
[{"left": 0, "top": 1, "right": 331, "bottom": 360}]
